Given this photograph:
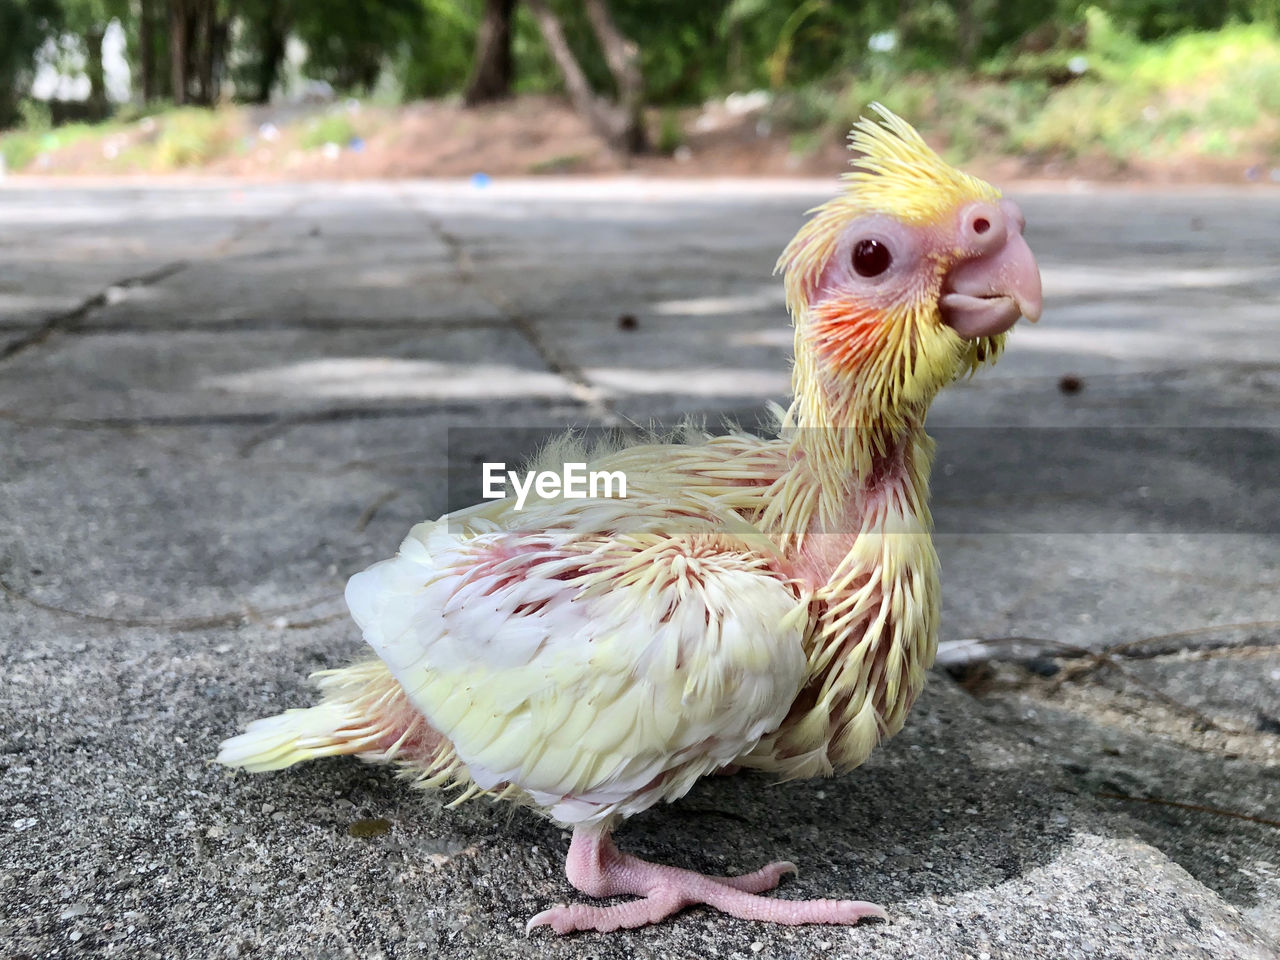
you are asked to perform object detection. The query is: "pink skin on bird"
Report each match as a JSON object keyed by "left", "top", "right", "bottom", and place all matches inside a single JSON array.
[
  {"left": 788, "top": 196, "right": 1041, "bottom": 590},
  {"left": 811, "top": 197, "right": 1041, "bottom": 353},
  {"left": 535, "top": 202, "right": 1046, "bottom": 930},
  {"left": 940, "top": 199, "right": 1043, "bottom": 337}
]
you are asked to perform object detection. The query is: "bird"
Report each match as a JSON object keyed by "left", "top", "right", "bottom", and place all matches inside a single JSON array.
[{"left": 216, "top": 106, "right": 1042, "bottom": 935}]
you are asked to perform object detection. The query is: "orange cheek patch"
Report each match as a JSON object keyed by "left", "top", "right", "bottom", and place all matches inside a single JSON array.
[{"left": 808, "top": 302, "right": 885, "bottom": 374}]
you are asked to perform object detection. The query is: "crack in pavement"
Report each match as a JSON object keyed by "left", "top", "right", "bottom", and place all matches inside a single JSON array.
[
  {"left": 231, "top": 191, "right": 615, "bottom": 455},
  {"left": 398, "top": 189, "right": 619, "bottom": 426},
  {"left": 0, "top": 260, "right": 190, "bottom": 362},
  {"left": 0, "top": 197, "right": 309, "bottom": 364}
]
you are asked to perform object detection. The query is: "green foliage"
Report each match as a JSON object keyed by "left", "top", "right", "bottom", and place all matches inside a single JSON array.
[
  {"left": 717, "top": 0, "right": 865, "bottom": 92},
  {"left": 292, "top": 0, "right": 425, "bottom": 93},
  {"left": 526, "top": 151, "right": 588, "bottom": 171},
  {"left": 510, "top": 4, "right": 563, "bottom": 96},
  {"left": 1017, "top": 14, "right": 1280, "bottom": 161},
  {"left": 1, "top": 0, "right": 1278, "bottom": 177},
  {"left": 396, "top": 0, "right": 482, "bottom": 98},
  {"left": 761, "top": 11, "right": 1280, "bottom": 168},
  {"left": 617, "top": 1, "right": 726, "bottom": 103},
  {"left": 656, "top": 107, "right": 684, "bottom": 153},
  {"left": 0, "top": 129, "right": 44, "bottom": 170},
  {"left": 0, "top": 115, "right": 115, "bottom": 170},
  {"left": 298, "top": 111, "right": 360, "bottom": 150},
  {"left": 152, "top": 108, "right": 240, "bottom": 168},
  {"left": 18, "top": 98, "right": 53, "bottom": 131}
]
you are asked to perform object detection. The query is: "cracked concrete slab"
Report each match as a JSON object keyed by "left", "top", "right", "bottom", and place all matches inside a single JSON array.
[
  {"left": 1, "top": 179, "right": 1277, "bottom": 959},
  {"left": 0, "top": 326, "right": 576, "bottom": 422},
  {"left": 0, "top": 186, "right": 304, "bottom": 333},
  {"left": 83, "top": 262, "right": 502, "bottom": 328}
]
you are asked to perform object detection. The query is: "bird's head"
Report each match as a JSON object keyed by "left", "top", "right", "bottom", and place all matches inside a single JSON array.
[{"left": 779, "top": 106, "right": 1042, "bottom": 428}]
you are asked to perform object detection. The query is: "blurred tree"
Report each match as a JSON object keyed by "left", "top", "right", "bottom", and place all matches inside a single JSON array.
[
  {"left": 0, "top": 0, "right": 60, "bottom": 126},
  {"left": 169, "top": 0, "right": 190, "bottom": 103},
  {"left": 168, "top": 0, "right": 229, "bottom": 105},
  {"left": 397, "top": 0, "right": 480, "bottom": 98},
  {"left": 293, "top": 0, "right": 423, "bottom": 93},
  {"left": 614, "top": 1, "right": 724, "bottom": 104},
  {"left": 55, "top": 0, "right": 131, "bottom": 113},
  {"left": 583, "top": 0, "right": 644, "bottom": 147},
  {"left": 234, "top": 0, "right": 292, "bottom": 103},
  {"left": 717, "top": 0, "right": 869, "bottom": 91},
  {"left": 4, "top": 0, "right": 1279, "bottom": 134},
  {"left": 465, "top": 0, "right": 517, "bottom": 103},
  {"left": 525, "top": 0, "right": 646, "bottom": 151},
  {"left": 137, "top": 0, "right": 158, "bottom": 101}
]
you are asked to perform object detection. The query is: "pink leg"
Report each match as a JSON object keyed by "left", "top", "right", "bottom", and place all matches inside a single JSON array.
[{"left": 527, "top": 826, "right": 887, "bottom": 934}]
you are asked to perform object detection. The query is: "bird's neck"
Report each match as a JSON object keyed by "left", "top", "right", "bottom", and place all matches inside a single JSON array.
[{"left": 768, "top": 334, "right": 936, "bottom": 548}]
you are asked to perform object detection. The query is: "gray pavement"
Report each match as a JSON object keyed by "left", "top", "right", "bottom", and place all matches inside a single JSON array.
[{"left": 1, "top": 178, "right": 1278, "bottom": 959}]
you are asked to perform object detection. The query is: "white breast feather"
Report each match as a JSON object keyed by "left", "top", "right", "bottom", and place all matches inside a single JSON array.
[{"left": 345, "top": 491, "right": 808, "bottom": 825}]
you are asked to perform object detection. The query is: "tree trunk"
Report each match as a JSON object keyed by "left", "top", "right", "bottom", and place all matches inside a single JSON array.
[
  {"left": 253, "top": 3, "right": 288, "bottom": 104},
  {"left": 464, "top": 0, "right": 517, "bottom": 105},
  {"left": 524, "top": 0, "right": 609, "bottom": 133},
  {"left": 194, "top": 0, "right": 217, "bottom": 105},
  {"left": 210, "top": 16, "right": 229, "bottom": 103},
  {"left": 140, "top": 0, "right": 156, "bottom": 102},
  {"left": 525, "top": 0, "right": 645, "bottom": 154},
  {"left": 727, "top": 17, "right": 742, "bottom": 90},
  {"left": 169, "top": 0, "right": 190, "bottom": 105},
  {"left": 255, "top": 29, "right": 286, "bottom": 103},
  {"left": 954, "top": 0, "right": 982, "bottom": 67},
  {"left": 85, "top": 27, "right": 107, "bottom": 117},
  {"left": 582, "top": 0, "right": 646, "bottom": 152}
]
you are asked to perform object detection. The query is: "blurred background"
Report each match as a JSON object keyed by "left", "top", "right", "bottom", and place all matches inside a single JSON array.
[{"left": 2, "top": 0, "right": 1280, "bottom": 182}]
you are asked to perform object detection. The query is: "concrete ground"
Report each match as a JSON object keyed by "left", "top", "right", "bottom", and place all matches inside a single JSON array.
[{"left": 1, "top": 178, "right": 1278, "bottom": 959}]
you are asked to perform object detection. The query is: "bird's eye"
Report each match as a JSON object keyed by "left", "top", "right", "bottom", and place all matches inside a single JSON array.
[{"left": 852, "top": 239, "right": 892, "bottom": 277}]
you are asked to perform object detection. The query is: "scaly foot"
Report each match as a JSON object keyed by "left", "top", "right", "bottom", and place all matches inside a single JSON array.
[{"left": 527, "top": 827, "right": 886, "bottom": 934}]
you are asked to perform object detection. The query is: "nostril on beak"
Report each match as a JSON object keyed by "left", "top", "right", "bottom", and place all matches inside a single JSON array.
[{"left": 961, "top": 202, "right": 1007, "bottom": 249}]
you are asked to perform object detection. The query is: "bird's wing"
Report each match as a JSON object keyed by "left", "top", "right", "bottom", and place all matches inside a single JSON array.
[{"left": 345, "top": 498, "right": 808, "bottom": 825}]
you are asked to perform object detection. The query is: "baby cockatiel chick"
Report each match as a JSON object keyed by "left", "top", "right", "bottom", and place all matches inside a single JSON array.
[{"left": 217, "top": 106, "right": 1042, "bottom": 934}]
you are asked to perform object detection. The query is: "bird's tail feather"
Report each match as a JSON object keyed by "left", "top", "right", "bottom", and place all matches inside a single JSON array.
[{"left": 216, "top": 659, "right": 445, "bottom": 774}]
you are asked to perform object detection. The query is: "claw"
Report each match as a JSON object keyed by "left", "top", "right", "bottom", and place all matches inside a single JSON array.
[
  {"left": 526, "top": 905, "right": 566, "bottom": 934},
  {"left": 853, "top": 900, "right": 889, "bottom": 922}
]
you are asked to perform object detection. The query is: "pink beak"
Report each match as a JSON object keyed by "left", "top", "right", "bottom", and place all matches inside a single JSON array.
[{"left": 940, "top": 199, "right": 1043, "bottom": 340}]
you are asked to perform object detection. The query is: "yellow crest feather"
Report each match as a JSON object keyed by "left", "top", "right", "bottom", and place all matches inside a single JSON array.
[
  {"left": 841, "top": 104, "right": 998, "bottom": 224},
  {"left": 778, "top": 104, "right": 1000, "bottom": 319}
]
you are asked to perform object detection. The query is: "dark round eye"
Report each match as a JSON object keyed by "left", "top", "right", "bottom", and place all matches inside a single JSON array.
[{"left": 852, "top": 238, "right": 892, "bottom": 277}]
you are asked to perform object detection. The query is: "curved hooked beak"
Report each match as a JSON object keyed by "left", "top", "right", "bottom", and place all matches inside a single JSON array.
[{"left": 941, "top": 200, "right": 1043, "bottom": 340}]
